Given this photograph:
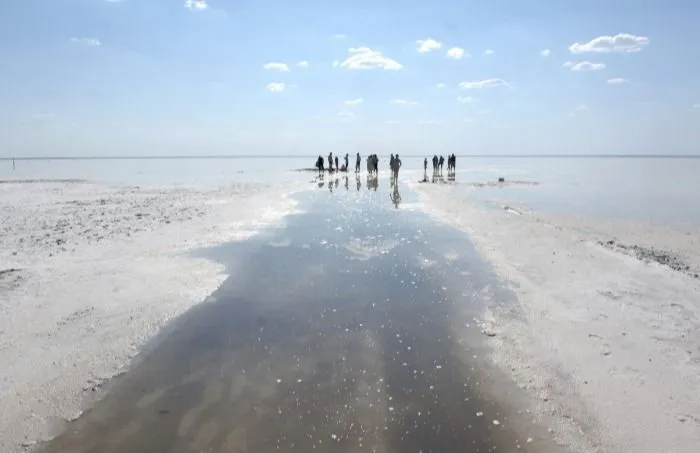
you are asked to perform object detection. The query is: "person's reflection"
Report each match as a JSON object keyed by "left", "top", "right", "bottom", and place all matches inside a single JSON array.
[
  {"left": 328, "top": 178, "right": 333, "bottom": 192},
  {"left": 334, "top": 178, "right": 339, "bottom": 189},
  {"left": 366, "top": 175, "right": 378, "bottom": 191},
  {"left": 390, "top": 181, "right": 402, "bottom": 208},
  {"left": 317, "top": 180, "right": 325, "bottom": 188},
  {"left": 344, "top": 175, "right": 349, "bottom": 190},
  {"left": 447, "top": 173, "right": 456, "bottom": 183},
  {"left": 356, "top": 175, "right": 362, "bottom": 191}
]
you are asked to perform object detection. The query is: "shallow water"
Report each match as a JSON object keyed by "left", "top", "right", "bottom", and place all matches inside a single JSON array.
[
  {"left": 38, "top": 176, "right": 559, "bottom": 453},
  {"left": 3, "top": 155, "right": 699, "bottom": 225}
]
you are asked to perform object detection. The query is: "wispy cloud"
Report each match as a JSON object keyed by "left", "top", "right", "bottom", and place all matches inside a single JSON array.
[
  {"left": 417, "top": 38, "right": 442, "bottom": 53},
  {"left": 569, "top": 33, "right": 649, "bottom": 54},
  {"left": 333, "top": 33, "right": 348, "bottom": 40},
  {"left": 337, "top": 111, "right": 355, "bottom": 117},
  {"left": 387, "top": 120, "right": 400, "bottom": 124},
  {"left": 339, "top": 47, "right": 402, "bottom": 70},
  {"left": 184, "top": 0, "right": 208, "bottom": 10},
  {"left": 483, "top": 49, "right": 495, "bottom": 56},
  {"left": 263, "top": 62, "right": 290, "bottom": 72},
  {"left": 266, "top": 82, "right": 285, "bottom": 93},
  {"left": 575, "top": 104, "right": 588, "bottom": 111},
  {"left": 436, "top": 83, "right": 446, "bottom": 88},
  {"left": 693, "top": 104, "right": 700, "bottom": 109},
  {"left": 607, "top": 78, "right": 629, "bottom": 85},
  {"left": 344, "top": 98, "right": 364, "bottom": 106},
  {"left": 390, "top": 99, "right": 419, "bottom": 106},
  {"left": 296, "top": 61, "right": 309, "bottom": 68},
  {"left": 563, "top": 61, "right": 606, "bottom": 71},
  {"left": 459, "top": 78, "right": 508, "bottom": 89},
  {"left": 70, "top": 37, "right": 101, "bottom": 47},
  {"left": 446, "top": 47, "right": 466, "bottom": 60},
  {"left": 540, "top": 48, "right": 551, "bottom": 57},
  {"left": 457, "top": 96, "right": 474, "bottom": 103}
]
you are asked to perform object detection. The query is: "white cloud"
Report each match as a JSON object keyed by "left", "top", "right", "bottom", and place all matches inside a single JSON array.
[
  {"left": 337, "top": 111, "right": 355, "bottom": 117},
  {"left": 344, "top": 98, "right": 363, "bottom": 106},
  {"left": 540, "top": 48, "right": 551, "bottom": 57},
  {"left": 693, "top": 104, "right": 700, "bottom": 109},
  {"left": 184, "top": 0, "right": 207, "bottom": 10},
  {"left": 70, "top": 37, "right": 101, "bottom": 47},
  {"left": 332, "top": 60, "right": 340, "bottom": 68},
  {"left": 263, "top": 62, "right": 290, "bottom": 72},
  {"left": 339, "top": 47, "right": 403, "bottom": 70},
  {"left": 446, "top": 47, "right": 466, "bottom": 60},
  {"left": 569, "top": 33, "right": 649, "bottom": 54},
  {"left": 483, "top": 49, "right": 495, "bottom": 56},
  {"left": 563, "top": 61, "right": 606, "bottom": 71},
  {"left": 607, "top": 78, "right": 629, "bottom": 85},
  {"left": 457, "top": 96, "right": 474, "bottom": 103},
  {"left": 575, "top": 104, "right": 588, "bottom": 111},
  {"left": 390, "top": 99, "right": 419, "bottom": 106},
  {"left": 417, "top": 38, "right": 442, "bottom": 53},
  {"left": 419, "top": 120, "right": 442, "bottom": 125},
  {"left": 436, "top": 83, "right": 446, "bottom": 88},
  {"left": 266, "top": 82, "right": 285, "bottom": 93},
  {"left": 459, "top": 78, "right": 508, "bottom": 89},
  {"left": 333, "top": 33, "right": 348, "bottom": 40},
  {"left": 297, "top": 60, "right": 309, "bottom": 68}
]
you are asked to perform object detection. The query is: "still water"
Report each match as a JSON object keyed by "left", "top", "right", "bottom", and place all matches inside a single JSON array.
[{"left": 38, "top": 178, "right": 560, "bottom": 453}]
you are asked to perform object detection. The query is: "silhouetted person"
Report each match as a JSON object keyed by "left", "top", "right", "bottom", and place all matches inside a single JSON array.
[
  {"left": 328, "top": 152, "right": 333, "bottom": 172},
  {"left": 438, "top": 155, "right": 444, "bottom": 174},
  {"left": 334, "top": 156, "right": 339, "bottom": 172},
  {"left": 355, "top": 153, "right": 361, "bottom": 173},
  {"left": 344, "top": 153, "right": 349, "bottom": 172}
]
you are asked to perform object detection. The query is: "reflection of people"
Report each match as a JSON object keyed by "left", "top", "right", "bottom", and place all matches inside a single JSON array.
[
  {"left": 366, "top": 175, "right": 378, "bottom": 191},
  {"left": 390, "top": 182, "right": 401, "bottom": 208},
  {"left": 356, "top": 175, "right": 361, "bottom": 191},
  {"left": 344, "top": 175, "right": 349, "bottom": 190},
  {"left": 334, "top": 178, "right": 339, "bottom": 189}
]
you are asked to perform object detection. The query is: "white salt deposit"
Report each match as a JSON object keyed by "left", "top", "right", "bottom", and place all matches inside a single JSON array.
[
  {"left": 412, "top": 181, "right": 700, "bottom": 453},
  {"left": 0, "top": 179, "right": 302, "bottom": 453}
]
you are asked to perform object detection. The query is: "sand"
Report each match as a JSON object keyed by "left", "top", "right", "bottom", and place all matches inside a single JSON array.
[
  {"left": 0, "top": 180, "right": 301, "bottom": 453},
  {"left": 412, "top": 182, "right": 700, "bottom": 453}
]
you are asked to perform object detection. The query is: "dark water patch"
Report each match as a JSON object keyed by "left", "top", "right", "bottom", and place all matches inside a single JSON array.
[{"left": 38, "top": 180, "right": 561, "bottom": 453}]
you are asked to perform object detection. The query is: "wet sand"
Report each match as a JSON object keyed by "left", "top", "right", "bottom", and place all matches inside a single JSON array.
[{"left": 39, "top": 175, "right": 561, "bottom": 453}]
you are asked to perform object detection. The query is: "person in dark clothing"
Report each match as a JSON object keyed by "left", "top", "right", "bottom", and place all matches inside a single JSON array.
[
  {"left": 355, "top": 153, "right": 361, "bottom": 173},
  {"left": 344, "top": 153, "right": 349, "bottom": 172},
  {"left": 328, "top": 152, "right": 333, "bottom": 172},
  {"left": 334, "top": 155, "right": 339, "bottom": 172}
]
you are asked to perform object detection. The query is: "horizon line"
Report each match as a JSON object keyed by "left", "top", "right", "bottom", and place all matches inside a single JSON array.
[{"left": 2, "top": 154, "right": 700, "bottom": 161}]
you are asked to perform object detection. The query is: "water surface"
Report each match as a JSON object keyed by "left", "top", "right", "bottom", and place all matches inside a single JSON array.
[{"left": 39, "top": 177, "right": 559, "bottom": 453}]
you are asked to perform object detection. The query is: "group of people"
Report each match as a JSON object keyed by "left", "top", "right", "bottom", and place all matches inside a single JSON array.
[
  {"left": 315, "top": 153, "right": 454, "bottom": 181},
  {"left": 424, "top": 154, "right": 456, "bottom": 176},
  {"left": 365, "top": 154, "right": 379, "bottom": 175},
  {"left": 316, "top": 152, "right": 352, "bottom": 173}
]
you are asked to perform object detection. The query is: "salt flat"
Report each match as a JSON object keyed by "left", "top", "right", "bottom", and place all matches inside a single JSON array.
[{"left": 0, "top": 180, "right": 301, "bottom": 453}]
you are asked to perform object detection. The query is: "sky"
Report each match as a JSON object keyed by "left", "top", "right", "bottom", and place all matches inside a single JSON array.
[{"left": 1, "top": 0, "right": 700, "bottom": 156}]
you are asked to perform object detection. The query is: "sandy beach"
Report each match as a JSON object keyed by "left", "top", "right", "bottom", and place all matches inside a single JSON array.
[
  {"left": 412, "top": 181, "right": 700, "bottom": 453},
  {"left": 0, "top": 180, "right": 301, "bottom": 453}
]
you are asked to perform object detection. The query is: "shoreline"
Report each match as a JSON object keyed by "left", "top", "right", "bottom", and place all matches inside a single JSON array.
[
  {"left": 410, "top": 181, "right": 700, "bottom": 453},
  {"left": 0, "top": 180, "right": 302, "bottom": 453}
]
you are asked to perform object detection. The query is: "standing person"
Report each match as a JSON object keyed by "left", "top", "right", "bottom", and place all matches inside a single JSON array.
[
  {"left": 328, "top": 152, "right": 333, "bottom": 172},
  {"left": 373, "top": 154, "right": 379, "bottom": 175},
  {"left": 344, "top": 153, "right": 349, "bottom": 172},
  {"left": 390, "top": 154, "right": 395, "bottom": 179},
  {"left": 334, "top": 155, "right": 339, "bottom": 172},
  {"left": 355, "top": 153, "right": 361, "bottom": 173},
  {"left": 394, "top": 154, "right": 402, "bottom": 183}
]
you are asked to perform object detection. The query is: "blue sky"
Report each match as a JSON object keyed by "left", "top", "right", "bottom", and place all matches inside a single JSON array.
[{"left": 1, "top": 0, "right": 699, "bottom": 156}]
